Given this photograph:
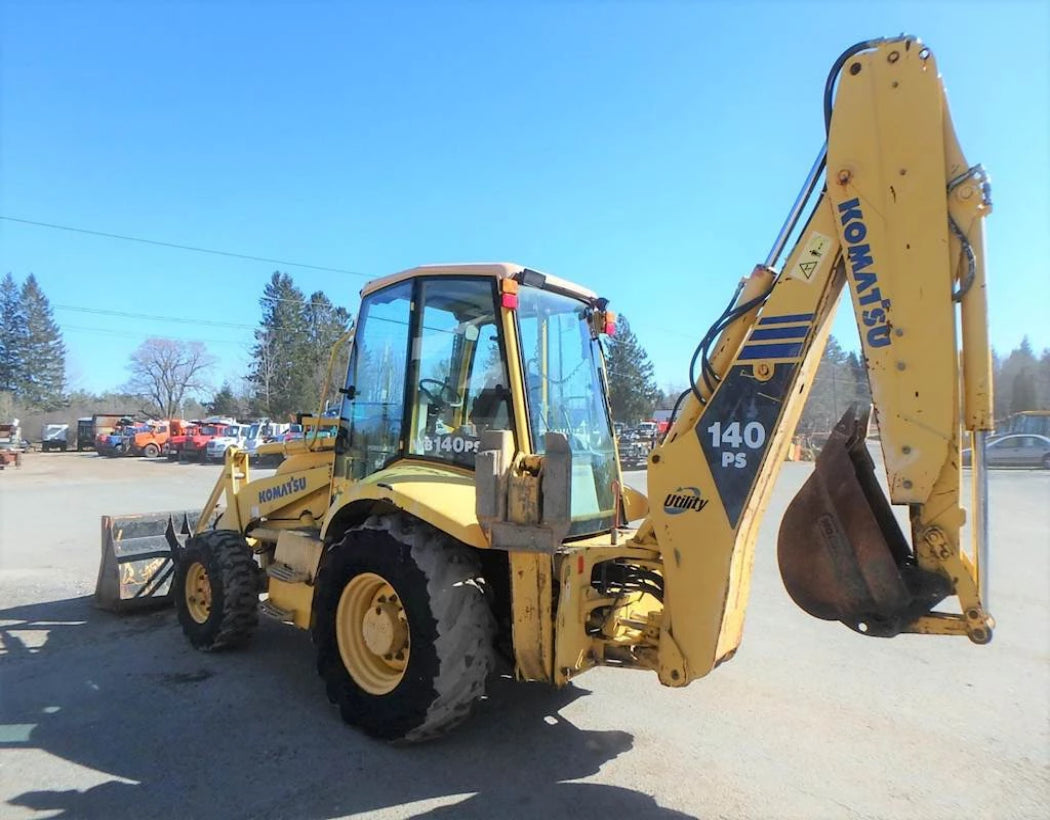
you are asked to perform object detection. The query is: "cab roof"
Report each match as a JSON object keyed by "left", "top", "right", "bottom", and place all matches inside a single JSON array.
[{"left": 360, "top": 262, "right": 599, "bottom": 303}]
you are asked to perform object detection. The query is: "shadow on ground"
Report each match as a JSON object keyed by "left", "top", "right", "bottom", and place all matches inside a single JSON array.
[{"left": 1, "top": 596, "right": 696, "bottom": 819}]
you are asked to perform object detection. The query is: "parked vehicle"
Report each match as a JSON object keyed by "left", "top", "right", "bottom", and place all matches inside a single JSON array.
[
  {"left": 76, "top": 417, "right": 94, "bottom": 451},
  {"left": 962, "top": 434, "right": 1050, "bottom": 469},
  {"left": 635, "top": 421, "right": 659, "bottom": 439},
  {"left": 127, "top": 419, "right": 185, "bottom": 458},
  {"left": 41, "top": 423, "right": 69, "bottom": 452},
  {"left": 164, "top": 423, "right": 200, "bottom": 461},
  {"left": 89, "top": 414, "right": 138, "bottom": 453},
  {"left": 181, "top": 422, "right": 230, "bottom": 462},
  {"left": 0, "top": 420, "right": 30, "bottom": 468},
  {"left": 618, "top": 436, "right": 651, "bottom": 470},
  {"left": 243, "top": 422, "right": 285, "bottom": 466},
  {"left": 96, "top": 418, "right": 139, "bottom": 456},
  {"left": 205, "top": 423, "right": 249, "bottom": 463}
]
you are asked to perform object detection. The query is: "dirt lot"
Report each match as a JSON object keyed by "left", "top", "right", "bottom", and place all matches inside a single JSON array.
[{"left": 1, "top": 451, "right": 1048, "bottom": 818}]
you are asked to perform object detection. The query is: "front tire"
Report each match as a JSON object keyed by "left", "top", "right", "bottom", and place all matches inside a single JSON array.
[
  {"left": 313, "top": 515, "right": 495, "bottom": 742},
  {"left": 174, "top": 530, "right": 259, "bottom": 650},
  {"left": 143, "top": 443, "right": 160, "bottom": 458}
]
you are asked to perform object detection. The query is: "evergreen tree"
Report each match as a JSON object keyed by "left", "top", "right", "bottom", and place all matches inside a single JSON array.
[
  {"left": 1037, "top": 348, "right": 1050, "bottom": 408},
  {"left": 798, "top": 336, "right": 872, "bottom": 434},
  {"left": 0, "top": 273, "right": 25, "bottom": 394},
  {"left": 1010, "top": 367, "right": 1038, "bottom": 414},
  {"left": 303, "top": 290, "right": 352, "bottom": 409},
  {"left": 207, "top": 382, "right": 241, "bottom": 417},
  {"left": 845, "top": 351, "right": 872, "bottom": 407},
  {"left": 249, "top": 272, "right": 312, "bottom": 418},
  {"left": 19, "top": 274, "right": 66, "bottom": 408},
  {"left": 800, "top": 336, "right": 847, "bottom": 433},
  {"left": 993, "top": 335, "right": 1039, "bottom": 420},
  {"left": 604, "top": 314, "right": 659, "bottom": 424}
]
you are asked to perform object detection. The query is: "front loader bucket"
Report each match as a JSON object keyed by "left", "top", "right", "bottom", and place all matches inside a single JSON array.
[
  {"left": 95, "top": 510, "right": 200, "bottom": 612},
  {"left": 777, "top": 408, "right": 949, "bottom": 637}
]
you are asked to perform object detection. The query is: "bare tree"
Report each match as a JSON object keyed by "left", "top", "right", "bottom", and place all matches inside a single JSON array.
[{"left": 125, "top": 338, "right": 215, "bottom": 418}]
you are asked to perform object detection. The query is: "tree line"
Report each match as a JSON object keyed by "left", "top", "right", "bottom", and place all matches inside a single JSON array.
[
  {"left": 0, "top": 273, "right": 67, "bottom": 409},
  {"left": 3, "top": 269, "right": 1047, "bottom": 438},
  {"left": 0, "top": 270, "right": 351, "bottom": 429},
  {"left": 602, "top": 312, "right": 1050, "bottom": 433}
]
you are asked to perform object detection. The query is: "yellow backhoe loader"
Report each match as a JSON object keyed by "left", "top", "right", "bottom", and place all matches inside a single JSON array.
[{"left": 97, "top": 36, "right": 994, "bottom": 742}]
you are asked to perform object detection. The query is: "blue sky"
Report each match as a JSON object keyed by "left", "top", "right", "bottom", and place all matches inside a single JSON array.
[{"left": 2, "top": 0, "right": 1047, "bottom": 397}]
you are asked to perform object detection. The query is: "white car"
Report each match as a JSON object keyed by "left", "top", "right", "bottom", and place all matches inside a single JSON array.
[
  {"left": 205, "top": 424, "right": 248, "bottom": 462},
  {"left": 962, "top": 433, "right": 1050, "bottom": 469}
]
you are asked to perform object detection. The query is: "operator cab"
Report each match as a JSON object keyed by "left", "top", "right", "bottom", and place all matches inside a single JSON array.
[{"left": 338, "top": 264, "right": 620, "bottom": 537}]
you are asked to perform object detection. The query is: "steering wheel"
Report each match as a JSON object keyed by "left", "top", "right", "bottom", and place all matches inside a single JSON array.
[{"left": 419, "top": 379, "right": 461, "bottom": 409}]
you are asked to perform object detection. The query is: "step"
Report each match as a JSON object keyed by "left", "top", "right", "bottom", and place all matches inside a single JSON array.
[
  {"left": 259, "top": 599, "right": 294, "bottom": 622},
  {"left": 266, "top": 562, "right": 311, "bottom": 584}
]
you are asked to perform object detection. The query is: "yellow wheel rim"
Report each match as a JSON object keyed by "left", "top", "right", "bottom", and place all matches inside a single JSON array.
[
  {"left": 185, "top": 561, "right": 212, "bottom": 624},
  {"left": 336, "top": 572, "right": 410, "bottom": 695}
]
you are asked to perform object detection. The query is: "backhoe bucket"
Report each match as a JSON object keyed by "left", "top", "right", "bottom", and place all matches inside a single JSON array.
[
  {"left": 95, "top": 510, "right": 200, "bottom": 612},
  {"left": 777, "top": 408, "right": 949, "bottom": 637}
]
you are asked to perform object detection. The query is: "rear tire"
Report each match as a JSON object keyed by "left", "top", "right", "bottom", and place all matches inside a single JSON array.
[
  {"left": 174, "top": 530, "right": 259, "bottom": 650},
  {"left": 1042, "top": 454, "right": 1050, "bottom": 470},
  {"left": 143, "top": 443, "right": 160, "bottom": 458},
  {"left": 313, "top": 515, "right": 495, "bottom": 742}
]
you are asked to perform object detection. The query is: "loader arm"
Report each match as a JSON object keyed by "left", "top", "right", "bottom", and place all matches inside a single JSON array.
[{"left": 636, "top": 37, "right": 993, "bottom": 686}]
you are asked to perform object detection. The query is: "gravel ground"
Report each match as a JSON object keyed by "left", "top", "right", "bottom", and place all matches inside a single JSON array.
[{"left": 1, "top": 450, "right": 1047, "bottom": 819}]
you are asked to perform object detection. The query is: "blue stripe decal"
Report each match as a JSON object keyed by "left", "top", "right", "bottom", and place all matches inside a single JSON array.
[
  {"left": 749, "top": 326, "right": 809, "bottom": 341},
  {"left": 738, "top": 342, "right": 804, "bottom": 360},
  {"left": 758, "top": 313, "right": 814, "bottom": 325}
]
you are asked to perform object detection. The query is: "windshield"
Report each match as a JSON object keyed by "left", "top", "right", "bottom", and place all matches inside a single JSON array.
[{"left": 515, "top": 286, "right": 617, "bottom": 536}]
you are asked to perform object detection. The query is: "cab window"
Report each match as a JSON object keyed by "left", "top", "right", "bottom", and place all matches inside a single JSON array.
[
  {"left": 407, "top": 278, "right": 510, "bottom": 468},
  {"left": 342, "top": 281, "right": 412, "bottom": 478}
]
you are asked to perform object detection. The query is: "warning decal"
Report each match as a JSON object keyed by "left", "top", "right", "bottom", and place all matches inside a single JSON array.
[{"left": 790, "top": 231, "right": 833, "bottom": 283}]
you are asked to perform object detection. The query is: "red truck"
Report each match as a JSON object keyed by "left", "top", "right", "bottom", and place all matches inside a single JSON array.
[
  {"left": 164, "top": 423, "right": 200, "bottom": 461},
  {"left": 180, "top": 422, "right": 230, "bottom": 462}
]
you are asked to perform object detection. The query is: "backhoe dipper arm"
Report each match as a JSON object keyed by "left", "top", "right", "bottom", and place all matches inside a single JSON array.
[{"left": 634, "top": 37, "right": 993, "bottom": 687}]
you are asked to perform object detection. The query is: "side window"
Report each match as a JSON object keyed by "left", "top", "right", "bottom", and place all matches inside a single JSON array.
[
  {"left": 407, "top": 278, "right": 509, "bottom": 468},
  {"left": 344, "top": 281, "right": 411, "bottom": 478}
]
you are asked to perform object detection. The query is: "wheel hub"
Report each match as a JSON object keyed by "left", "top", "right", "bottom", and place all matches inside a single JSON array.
[
  {"left": 336, "top": 572, "right": 410, "bottom": 695},
  {"left": 185, "top": 561, "right": 212, "bottom": 624},
  {"left": 362, "top": 600, "right": 408, "bottom": 657}
]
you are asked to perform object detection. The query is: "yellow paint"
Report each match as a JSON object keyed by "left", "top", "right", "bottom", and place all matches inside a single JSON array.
[
  {"left": 632, "top": 38, "right": 992, "bottom": 684},
  {"left": 509, "top": 552, "right": 554, "bottom": 681},
  {"left": 827, "top": 39, "right": 956, "bottom": 503},
  {"left": 184, "top": 562, "right": 212, "bottom": 624},
  {"left": 266, "top": 577, "right": 315, "bottom": 630},
  {"left": 640, "top": 201, "right": 845, "bottom": 683},
  {"left": 323, "top": 460, "right": 488, "bottom": 548},
  {"left": 334, "top": 572, "right": 409, "bottom": 693},
  {"left": 621, "top": 484, "right": 649, "bottom": 521}
]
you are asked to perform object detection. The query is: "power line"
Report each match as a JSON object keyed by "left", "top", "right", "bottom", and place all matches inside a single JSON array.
[
  {"left": 53, "top": 303, "right": 350, "bottom": 334},
  {"left": 62, "top": 324, "right": 252, "bottom": 347},
  {"left": 55, "top": 304, "right": 258, "bottom": 330},
  {"left": 0, "top": 215, "right": 371, "bottom": 278}
]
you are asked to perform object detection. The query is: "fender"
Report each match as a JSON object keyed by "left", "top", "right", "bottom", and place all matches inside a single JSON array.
[{"left": 322, "top": 459, "right": 488, "bottom": 549}]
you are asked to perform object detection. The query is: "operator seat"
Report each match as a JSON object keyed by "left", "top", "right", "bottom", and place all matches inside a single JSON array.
[{"left": 470, "top": 384, "right": 510, "bottom": 433}]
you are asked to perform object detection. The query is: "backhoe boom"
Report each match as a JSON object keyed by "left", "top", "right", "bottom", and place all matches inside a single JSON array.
[{"left": 634, "top": 36, "right": 993, "bottom": 686}]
